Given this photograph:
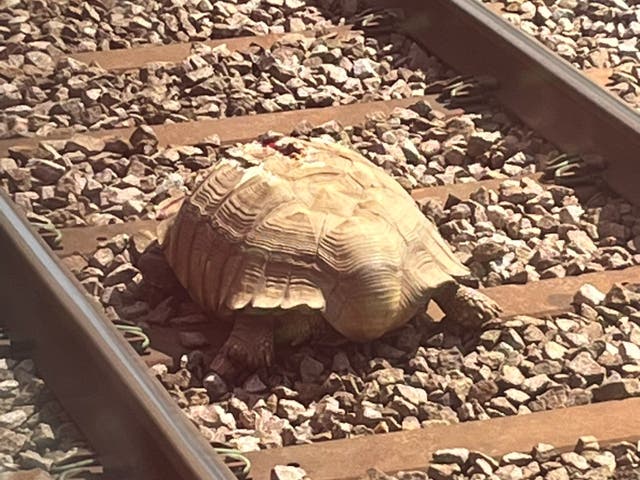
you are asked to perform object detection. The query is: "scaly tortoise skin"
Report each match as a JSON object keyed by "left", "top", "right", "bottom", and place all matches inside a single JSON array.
[{"left": 159, "top": 136, "right": 501, "bottom": 377}]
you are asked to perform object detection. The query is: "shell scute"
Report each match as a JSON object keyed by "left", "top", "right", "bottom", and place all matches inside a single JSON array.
[
  {"left": 162, "top": 138, "right": 469, "bottom": 338},
  {"left": 190, "top": 160, "right": 247, "bottom": 216},
  {"left": 246, "top": 203, "right": 319, "bottom": 260}
]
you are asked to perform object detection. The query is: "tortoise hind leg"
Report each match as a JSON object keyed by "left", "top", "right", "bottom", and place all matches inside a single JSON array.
[
  {"left": 433, "top": 282, "right": 502, "bottom": 328},
  {"left": 209, "top": 316, "right": 275, "bottom": 379}
]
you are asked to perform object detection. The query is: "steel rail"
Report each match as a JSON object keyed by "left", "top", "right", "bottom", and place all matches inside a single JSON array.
[
  {"left": 0, "top": 189, "right": 235, "bottom": 480},
  {"left": 376, "top": 0, "right": 640, "bottom": 206}
]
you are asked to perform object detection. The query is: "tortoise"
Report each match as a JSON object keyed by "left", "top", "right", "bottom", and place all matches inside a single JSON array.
[{"left": 157, "top": 136, "right": 501, "bottom": 377}]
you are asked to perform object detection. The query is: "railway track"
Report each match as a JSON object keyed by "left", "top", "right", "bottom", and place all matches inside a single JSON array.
[
  {"left": 2, "top": 0, "right": 640, "bottom": 479},
  {"left": 482, "top": 0, "right": 640, "bottom": 110}
]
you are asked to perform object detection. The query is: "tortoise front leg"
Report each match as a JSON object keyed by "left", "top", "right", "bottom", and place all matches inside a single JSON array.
[
  {"left": 136, "top": 244, "right": 187, "bottom": 304},
  {"left": 433, "top": 281, "right": 502, "bottom": 328},
  {"left": 209, "top": 315, "right": 275, "bottom": 379}
]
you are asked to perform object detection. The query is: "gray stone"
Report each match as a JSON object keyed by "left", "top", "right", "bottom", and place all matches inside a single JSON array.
[
  {"left": 468, "top": 380, "right": 499, "bottom": 403},
  {"left": 271, "top": 465, "right": 307, "bottom": 480},
  {"left": 369, "top": 368, "right": 404, "bottom": 386},
  {"left": 300, "top": 356, "right": 324, "bottom": 383},
  {"left": 499, "top": 365, "right": 525, "bottom": 388},
  {"left": 395, "top": 384, "right": 428, "bottom": 405},
  {"left": 567, "top": 352, "right": 605, "bottom": 382},
  {"left": 546, "top": 466, "right": 569, "bottom": 480},
  {"left": 468, "top": 452, "right": 498, "bottom": 475},
  {"left": 494, "top": 464, "right": 524, "bottom": 479},
  {"left": 0, "top": 427, "right": 27, "bottom": 454},
  {"left": 502, "top": 452, "right": 532, "bottom": 466},
  {"left": 591, "top": 451, "right": 616, "bottom": 472},
  {"left": 573, "top": 284, "right": 606, "bottom": 308},
  {"left": 620, "top": 342, "right": 640, "bottom": 361},
  {"left": 0, "top": 409, "right": 28, "bottom": 429},
  {"left": 227, "top": 435, "right": 259, "bottom": 453},
  {"left": 31, "top": 423, "right": 55, "bottom": 449},
  {"left": 18, "top": 450, "right": 54, "bottom": 471},
  {"left": 203, "top": 373, "right": 228, "bottom": 400},
  {"left": 0, "top": 379, "right": 18, "bottom": 398},
  {"left": 566, "top": 230, "right": 597, "bottom": 255},
  {"left": 560, "top": 452, "right": 589, "bottom": 471},
  {"left": 504, "top": 388, "right": 530, "bottom": 405},
  {"left": 575, "top": 435, "right": 600, "bottom": 453},
  {"left": 543, "top": 341, "right": 567, "bottom": 360},
  {"left": 427, "top": 463, "right": 461, "bottom": 480},
  {"left": 593, "top": 379, "right": 640, "bottom": 401},
  {"left": 31, "top": 159, "right": 66, "bottom": 184},
  {"left": 432, "top": 448, "right": 469, "bottom": 465},
  {"left": 352, "top": 58, "right": 377, "bottom": 79},
  {"left": 532, "top": 443, "right": 559, "bottom": 462},
  {"left": 277, "top": 399, "right": 306, "bottom": 423}
]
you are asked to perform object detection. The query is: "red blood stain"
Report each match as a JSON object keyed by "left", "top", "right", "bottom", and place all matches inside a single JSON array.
[{"left": 261, "top": 139, "right": 301, "bottom": 156}]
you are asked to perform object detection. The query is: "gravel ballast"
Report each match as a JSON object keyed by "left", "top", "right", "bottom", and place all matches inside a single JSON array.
[
  {"left": 167, "top": 282, "right": 640, "bottom": 451},
  {"left": 5, "top": 1, "right": 640, "bottom": 477},
  {"left": 3, "top": 124, "right": 640, "bottom": 480},
  {"left": 1, "top": 0, "right": 371, "bottom": 54},
  {"left": 0, "top": 31, "right": 445, "bottom": 139},
  {"left": 481, "top": 0, "right": 640, "bottom": 109},
  {"left": 424, "top": 177, "right": 640, "bottom": 287},
  {"left": 0, "top": 99, "right": 553, "bottom": 229},
  {"left": 63, "top": 215, "right": 640, "bottom": 455},
  {"left": 0, "top": 349, "right": 99, "bottom": 477},
  {"left": 353, "top": 436, "right": 640, "bottom": 480}
]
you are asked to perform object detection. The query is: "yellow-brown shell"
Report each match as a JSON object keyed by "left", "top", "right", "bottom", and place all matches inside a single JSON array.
[{"left": 160, "top": 137, "right": 468, "bottom": 342}]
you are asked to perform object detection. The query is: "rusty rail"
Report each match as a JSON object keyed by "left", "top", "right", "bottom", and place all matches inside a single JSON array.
[
  {"left": 375, "top": 0, "right": 640, "bottom": 206},
  {"left": 0, "top": 189, "right": 235, "bottom": 480}
]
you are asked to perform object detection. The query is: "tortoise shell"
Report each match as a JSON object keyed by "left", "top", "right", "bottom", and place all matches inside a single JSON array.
[{"left": 159, "top": 137, "right": 469, "bottom": 342}]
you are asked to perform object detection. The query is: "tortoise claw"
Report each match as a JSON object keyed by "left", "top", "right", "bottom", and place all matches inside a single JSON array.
[
  {"left": 456, "top": 285, "right": 502, "bottom": 327},
  {"left": 208, "top": 316, "right": 275, "bottom": 381},
  {"left": 438, "top": 285, "right": 502, "bottom": 329},
  {"left": 209, "top": 353, "right": 238, "bottom": 382}
]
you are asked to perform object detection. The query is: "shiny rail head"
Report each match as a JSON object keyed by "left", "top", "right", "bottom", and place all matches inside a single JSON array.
[{"left": 0, "top": 189, "right": 235, "bottom": 480}]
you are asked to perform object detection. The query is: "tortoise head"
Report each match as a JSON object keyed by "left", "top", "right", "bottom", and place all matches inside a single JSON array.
[{"left": 156, "top": 193, "right": 187, "bottom": 220}]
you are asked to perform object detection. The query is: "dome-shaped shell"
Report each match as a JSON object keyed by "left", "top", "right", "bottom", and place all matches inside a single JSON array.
[{"left": 160, "top": 137, "right": 469, "bottom": 341}]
